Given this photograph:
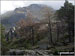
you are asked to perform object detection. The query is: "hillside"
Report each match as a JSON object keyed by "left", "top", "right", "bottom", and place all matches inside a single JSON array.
[{"left": 1, "top": 4, "right": 55, "bottom": 29}]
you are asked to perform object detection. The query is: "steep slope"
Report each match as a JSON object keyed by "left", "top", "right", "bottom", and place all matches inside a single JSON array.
[{"left": 1, "top": 4, "right": 55, "bottom": 29}]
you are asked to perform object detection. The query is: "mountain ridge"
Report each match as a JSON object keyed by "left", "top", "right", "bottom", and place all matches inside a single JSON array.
[{"left": 1, "top": 4, "right": 55, "bottom": 29}]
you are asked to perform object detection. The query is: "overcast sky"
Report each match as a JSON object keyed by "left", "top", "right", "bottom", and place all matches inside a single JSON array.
[{"left": 1, "top": 0, "right": 74, "bottom": 14}]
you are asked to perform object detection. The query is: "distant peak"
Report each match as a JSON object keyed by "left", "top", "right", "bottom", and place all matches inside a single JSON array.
[
  {"left": 28, "top": 4, "right": 42, "bottom": 8},
  {"left": 30, "top": 4, "right": 40, "bottom": 6}
]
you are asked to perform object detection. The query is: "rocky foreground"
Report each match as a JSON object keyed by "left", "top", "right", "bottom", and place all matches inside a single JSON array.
[{"left": 6, "top": 49, "right": 74, "bottom": 56}]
